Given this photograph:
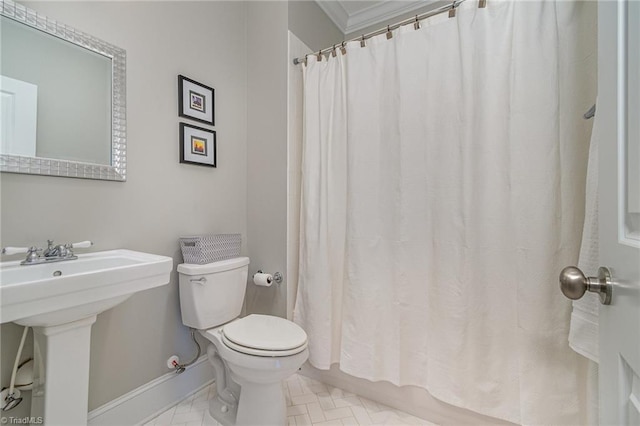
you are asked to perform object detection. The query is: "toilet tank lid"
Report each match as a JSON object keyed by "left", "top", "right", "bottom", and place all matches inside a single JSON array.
[{"left": 177, "top": 257, "right": 249, "bottom": 275}]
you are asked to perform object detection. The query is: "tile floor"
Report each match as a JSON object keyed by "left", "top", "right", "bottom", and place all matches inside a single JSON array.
[{"left": 144, "top": 374, "right": 437, "bottom": 426}]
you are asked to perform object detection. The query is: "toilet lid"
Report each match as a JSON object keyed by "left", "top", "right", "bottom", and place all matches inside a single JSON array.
[{"left": 221, "top": 314, "right": 307, "bottom": 353}]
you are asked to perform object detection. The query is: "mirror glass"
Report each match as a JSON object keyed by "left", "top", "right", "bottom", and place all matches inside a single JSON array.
[{"left": 0, "top": 0, "right": 126, "bottom": 181}]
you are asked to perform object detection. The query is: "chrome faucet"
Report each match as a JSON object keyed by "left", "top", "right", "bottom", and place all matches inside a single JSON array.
[
  {"left": 2, "top": 240, "right": 93, "bottom": 265},
  {"left": 42, "top": 239, "right": 77, "bottom": 259}
]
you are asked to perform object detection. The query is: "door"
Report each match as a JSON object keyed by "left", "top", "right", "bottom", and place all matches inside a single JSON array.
[
  {"left": 598, "top": 0, "right": 640, "bottom": 424},
  {"left": 0, "top": 75, "right": 38, "bottom": 157}
]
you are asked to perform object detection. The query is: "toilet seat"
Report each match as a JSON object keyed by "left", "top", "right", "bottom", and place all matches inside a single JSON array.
[{"left": 220, "top": 314, "right": 308, "bottom": 357}]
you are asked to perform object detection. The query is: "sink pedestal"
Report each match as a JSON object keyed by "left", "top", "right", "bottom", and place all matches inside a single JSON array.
[{"left": 31, "top": 316, "right": 97, "bottom": 426}]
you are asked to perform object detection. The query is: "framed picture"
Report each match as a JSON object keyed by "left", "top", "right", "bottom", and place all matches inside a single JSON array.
[
  {"left": 180, "top": 123, "right": 216, "bottom": 167},
  {"left": 178, "top": 75, "right": 214, "bottom": 126}
]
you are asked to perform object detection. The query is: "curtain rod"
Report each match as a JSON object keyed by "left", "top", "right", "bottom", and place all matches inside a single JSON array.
[{"left": 293, "top": 0, "right": 480, "bottom": 66}]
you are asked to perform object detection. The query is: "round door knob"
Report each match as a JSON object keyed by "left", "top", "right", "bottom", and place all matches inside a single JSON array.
[
  {"left": 559, "top": 266, "right": 612, "bottom": 305},
  {"left": 559, "top": 266, "right": 588, "bottom": 299}
]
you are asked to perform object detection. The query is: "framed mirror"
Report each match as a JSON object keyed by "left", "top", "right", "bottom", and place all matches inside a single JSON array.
[{"left": 0, "top": 0, "right": 126, "bottom": 181}]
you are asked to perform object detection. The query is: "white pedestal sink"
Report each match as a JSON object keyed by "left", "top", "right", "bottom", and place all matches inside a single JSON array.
[{"left": 0, "top": 249, "right": 173, "bottom": 425}]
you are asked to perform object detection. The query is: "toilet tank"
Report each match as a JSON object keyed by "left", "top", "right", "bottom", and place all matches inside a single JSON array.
[{"left": 177, "top": 257, "right": 249, "bottom": 329}]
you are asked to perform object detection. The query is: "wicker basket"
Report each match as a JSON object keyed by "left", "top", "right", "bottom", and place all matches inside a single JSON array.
[{"left": 179, "top": 234, "right": 241, "bottom": 264}]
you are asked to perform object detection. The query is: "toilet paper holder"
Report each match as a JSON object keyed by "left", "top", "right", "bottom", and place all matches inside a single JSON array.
[{"left": 255, "top": 270, "right": 283, "bottom": 284}]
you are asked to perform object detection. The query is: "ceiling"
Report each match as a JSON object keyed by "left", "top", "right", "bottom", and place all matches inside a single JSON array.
[{"left": 314, "top": 0, "right": 439, "bottom": 35}]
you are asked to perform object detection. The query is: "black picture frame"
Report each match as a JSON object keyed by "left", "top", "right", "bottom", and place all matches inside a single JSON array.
[
  {"left": 178, "top": 75, "right": 215, "bottom": 126},
  {"left": 180, "top": 123, "right": 216, "bottom": 168}
]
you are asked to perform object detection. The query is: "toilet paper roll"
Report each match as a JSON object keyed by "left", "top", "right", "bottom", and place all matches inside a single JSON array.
[{"left": 253, "top": 273, "right": 273, "bottom": 287}]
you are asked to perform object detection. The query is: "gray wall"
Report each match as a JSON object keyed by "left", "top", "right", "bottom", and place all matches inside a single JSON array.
[
  {"left": 0, "top": 1, "right": 341, "bottom": 416},
  {"left": 244, "top": 1, "right": 289, "bottom": 318},
  {"left": 0, "top": 0, "right": 340, "bottom": 417},
  {"left": 244, "top": 1, "right": 341, "bottom": 318},
  {"left": 1, "top": 0, "right": 248, "bottom": 412}
]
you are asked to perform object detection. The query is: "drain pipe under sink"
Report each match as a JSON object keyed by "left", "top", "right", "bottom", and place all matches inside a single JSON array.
[
  {"left": 2, "top": 326, "right": 29, "bottom": 411},
  {"left": 206, "top": 345, "right": 236, "bottom": 406}
]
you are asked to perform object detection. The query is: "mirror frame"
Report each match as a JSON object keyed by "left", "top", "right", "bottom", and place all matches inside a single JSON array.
[{"left": 0, "top": 0, "right": 126, "bottom": 181}]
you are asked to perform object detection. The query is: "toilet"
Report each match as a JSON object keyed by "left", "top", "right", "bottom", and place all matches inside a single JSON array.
[{"left": 177, "top": 257, "right": 308, "bottom": 426}]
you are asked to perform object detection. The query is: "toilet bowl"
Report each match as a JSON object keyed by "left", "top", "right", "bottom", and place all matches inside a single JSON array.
[
  {"left": 200, "top": 316, "right": 308, "bottom": 425},
  {"left": 177, "top": 257, "right": 308, "bottom": 426}
]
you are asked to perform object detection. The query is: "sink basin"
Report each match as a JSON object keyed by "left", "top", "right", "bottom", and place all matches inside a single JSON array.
[{"left": 0, "top": 249, "right": 173, "bottom": 326}]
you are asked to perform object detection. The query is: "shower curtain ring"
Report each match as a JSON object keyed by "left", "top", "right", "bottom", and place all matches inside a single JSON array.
[
  {"left": 449, "top": 0, "right": 457, "bottom": 17},
  {"left": 360, "top": 35, "right": 366, "bottom": 48},
  {"left": 332, "top": 44, "right": 337, "bottom": 57},
  {"left": 414, "top": 15, "right": 420, "bottom": 30},
  {"left": 340, "top": 41, "right": 347, "bottom": 55},
  {"left": 386, "top": 25, "right": 393, "bottom": 39},
  {"left": 317, "top": 50, "right": 323, "bottom": 61}
]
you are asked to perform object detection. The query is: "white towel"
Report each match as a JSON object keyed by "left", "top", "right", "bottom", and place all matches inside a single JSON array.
[{"left": 568, "top": 114, "right": 599, "bottom": 363}]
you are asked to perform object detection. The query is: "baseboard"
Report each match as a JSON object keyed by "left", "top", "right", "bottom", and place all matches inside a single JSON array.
[{"left": 88, "top": 355, "right": 214, "bottom": 426}]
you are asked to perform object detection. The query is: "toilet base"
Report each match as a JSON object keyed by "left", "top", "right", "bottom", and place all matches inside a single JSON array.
[
  {"left": 235, "top": 380, "right": 286, "bottom": 425},
  {"left": 207, "top": 381, "right": 286, "bottom": 426},
  {"left": 208, "top": 394, "right": 238, "bottom": 426}
]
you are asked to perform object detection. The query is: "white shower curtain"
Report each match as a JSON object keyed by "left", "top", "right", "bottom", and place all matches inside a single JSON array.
[{"left": 294, "top": 1, "right": 596, "bottom": 424}]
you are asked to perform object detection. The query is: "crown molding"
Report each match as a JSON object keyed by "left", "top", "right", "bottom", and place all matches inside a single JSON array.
[
  {"left": 314, "top": 1, "right": 441, "bottom": 36},
  {"left": 346, "top": 1, "right": 437, "bottom": 34}
]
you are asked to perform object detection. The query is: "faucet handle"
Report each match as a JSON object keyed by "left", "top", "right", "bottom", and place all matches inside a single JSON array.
[
  {"left": 25, "top": 247, "right": 42, "bottom": 263},
  {"left": 2, "top": 246, "right": 31, "bottom": 255},
  {"left": 64, "top": 241, "right": 93, "bottom": 257},
  {"left": 69, "top": 241, "right": 93, "bottom": 249}
]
